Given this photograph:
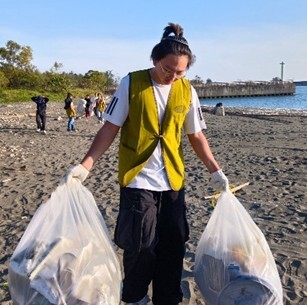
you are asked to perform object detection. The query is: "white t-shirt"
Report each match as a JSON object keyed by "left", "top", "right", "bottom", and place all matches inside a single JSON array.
[{"left": 103, "top": 72, "right": 206, "bottom": 191}]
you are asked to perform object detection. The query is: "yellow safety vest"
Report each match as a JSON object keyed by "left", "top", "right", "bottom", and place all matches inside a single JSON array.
[{"left": 118, "top": 69, "right": 191, "bottom": 190}]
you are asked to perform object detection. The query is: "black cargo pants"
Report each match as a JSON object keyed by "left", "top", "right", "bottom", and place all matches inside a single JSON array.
[
  {"left": 115, "top": 187, "right": 189, "bottom": 305},
  {"left": 36, "top": 110, "right": 46, "bottom": 131}
]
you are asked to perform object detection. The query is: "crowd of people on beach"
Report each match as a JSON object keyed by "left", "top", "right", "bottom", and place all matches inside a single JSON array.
[{"left": 31, "top": 92, "right": 107, "bottom": 134}]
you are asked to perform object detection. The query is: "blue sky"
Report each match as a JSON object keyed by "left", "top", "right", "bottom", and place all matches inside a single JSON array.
[{"left": 1, "top": 0, "right": 306, "bottom": 82}]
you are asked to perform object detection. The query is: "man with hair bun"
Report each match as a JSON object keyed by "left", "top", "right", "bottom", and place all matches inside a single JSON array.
[{"left": 64, "top": 22, "right": 229, "bottom": 305}]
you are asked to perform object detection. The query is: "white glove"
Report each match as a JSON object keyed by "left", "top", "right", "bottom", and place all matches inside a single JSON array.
[
  {"left": 210, "top": 169, "right": 229, "bottom": 191},
  {"left": 62, "top": 164, "right": 89, "bottom": 183}
]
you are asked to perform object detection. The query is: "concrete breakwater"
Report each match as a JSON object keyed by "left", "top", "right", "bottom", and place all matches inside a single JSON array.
[
  {"left": 201, "top": 105, "right": 307, "bottom": 117},
  {"left": 194, "top": 81, "right": 296, "bottom": 99}
]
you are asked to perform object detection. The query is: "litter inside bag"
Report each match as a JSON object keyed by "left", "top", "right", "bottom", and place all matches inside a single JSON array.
[
  {"left": 8, "top": 179, "right": 122, "bottom": 305},
  {"left": 77, "top": 99, "right": 86, "bottom": 114},
  {"left": 194, "top": 190, "right": 283, "bottom": 305}
]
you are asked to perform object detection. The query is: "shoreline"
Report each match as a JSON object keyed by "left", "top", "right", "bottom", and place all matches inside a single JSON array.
[{"left": 0, "top": 102, "right": 306, "bottom": 119}]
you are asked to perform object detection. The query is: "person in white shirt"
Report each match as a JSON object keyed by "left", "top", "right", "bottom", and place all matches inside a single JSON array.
[
  {"left": 89, "top": 92, "right": 98, "bottom": 116},
  {"left": 64, "top": 22, "right": 229, "bottom": 305}
]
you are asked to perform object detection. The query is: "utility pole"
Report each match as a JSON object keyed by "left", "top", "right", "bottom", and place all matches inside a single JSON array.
[{"left": 280, "top": 61, "right": 285, "bottom": 81}]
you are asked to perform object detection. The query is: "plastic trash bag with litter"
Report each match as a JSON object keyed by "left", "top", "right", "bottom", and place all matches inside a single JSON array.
[
  {"left": 194, "top": 190, "right": 283, "bottom": 305},
  {"left": 8, "top": 179, "right": 122, "bottom": 305},
  {"left": 77, "top": 99, "right": 86, "bottom": 115}
]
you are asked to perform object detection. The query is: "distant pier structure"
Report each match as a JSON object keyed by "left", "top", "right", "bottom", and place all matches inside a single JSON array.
[{"left": 194, "top": 81, "right": 296, "bottom": 99}]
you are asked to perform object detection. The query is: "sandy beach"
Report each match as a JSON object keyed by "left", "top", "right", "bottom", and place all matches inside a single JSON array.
[{"left": 0, "top": 101, "right": 306, "bottom": 304}]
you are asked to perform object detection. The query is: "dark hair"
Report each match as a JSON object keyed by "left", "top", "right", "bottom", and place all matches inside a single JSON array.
[{"left": 150, "top": 23, "right": 196, "bottom": 69}]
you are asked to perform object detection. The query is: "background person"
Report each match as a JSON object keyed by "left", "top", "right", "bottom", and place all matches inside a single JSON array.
[
  {"left": 89, "top": 92, "right": 98, "bottom": 117},
  {"left": 64, "top": 23, "right": 229, "bottom": 305},
  {"left": 31, "top": 95, "right": 49, "bottom": 134},
  {"left": 85, "top": 94, "right": 91, "bottom": 118},
  {"left": 64, "top": 93, "right": 76, "bottom": 132},
  {"left": 96, "top": 92, "right": 106, "bottom": 123}
]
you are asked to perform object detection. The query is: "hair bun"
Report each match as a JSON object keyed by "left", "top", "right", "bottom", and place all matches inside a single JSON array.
[
  {"left": 162, "top": 23, "right": 184, "bottom": 38},
  {"left": 161, "top": 23, "right": 189, "bottom": 46}
]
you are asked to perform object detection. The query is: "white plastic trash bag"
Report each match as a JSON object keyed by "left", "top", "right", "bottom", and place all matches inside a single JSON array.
[
  {"left": 194, "top": 190, "right": 283, "bottom": 305},
  {"left": 8, "top": 179, "right": 122, "bottom": 305},
  {"left": 77, "top": 99, "right": 86, "bottom": 114}
]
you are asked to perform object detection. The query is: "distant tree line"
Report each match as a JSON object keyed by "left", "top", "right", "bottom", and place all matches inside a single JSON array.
[
  {"left": 0, "top": 40, "right": 119, "bottom": 93},
  {"left": 189, "top": 75, "right": 213, "bottom": 86},
  {"left": 1, "top": 40, "right": 289, "bottom": 101}
]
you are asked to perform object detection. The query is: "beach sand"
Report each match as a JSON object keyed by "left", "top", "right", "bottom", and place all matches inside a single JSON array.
[{"left": 0, "top": 102, "right": 306, "bottom": 304}]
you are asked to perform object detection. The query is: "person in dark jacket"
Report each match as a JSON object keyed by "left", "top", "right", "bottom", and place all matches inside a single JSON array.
[
  {"left": 84, "top": 94, "right": 91, "bottom": 118},
  {"left": 31, "top": 95, "right": 49, "bottom": 134}
]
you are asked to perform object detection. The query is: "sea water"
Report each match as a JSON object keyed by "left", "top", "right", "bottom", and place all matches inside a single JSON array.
[{"left": 200, "top": 86, "right": 307, "bottom": 110}]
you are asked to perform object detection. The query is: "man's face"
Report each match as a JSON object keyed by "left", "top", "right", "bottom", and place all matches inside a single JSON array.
[{"left": 154, "top": 54, "right": 189, "bottom": 85}]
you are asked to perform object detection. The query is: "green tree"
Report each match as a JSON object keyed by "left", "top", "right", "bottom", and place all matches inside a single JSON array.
[
  {"left": 82, "top": 70, "right": 107, "bottom": 90},
  {"left": 104, "top": 70, "right": 119, "bottom": 90},
  {"left": 0, "top": 70, "right": 9, "bottom": 88},
  {"left": 50, "top": 61, "right": 63, "bottom": 73},
  {"left": 190, "top": 75, "right": 204, "bottom": 86},
  {"left": 0, "top": 40, "right": 36, "bottom": 88},
  {"left": 12, "top": 69, "right": 42, "bottom": 89},
  {"left": 0, "top": 40, "right": 119, "bottom": 94},
  {"left": 80, "top": 70, "right": 119, "bottom": 91},
  {"left": 43, "top": 72, "right": 71, "bottom": 92},
  {"left": 42, "top": 62, "right": 71, "bottom": 92},
  {"left": 0, "top": 40, "right": 34, "bottom": 71}
]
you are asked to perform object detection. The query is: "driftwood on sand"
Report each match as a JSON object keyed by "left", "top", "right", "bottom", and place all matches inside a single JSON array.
[{"left": 204, "top": 182, "right": 250, "bottom": 200}]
